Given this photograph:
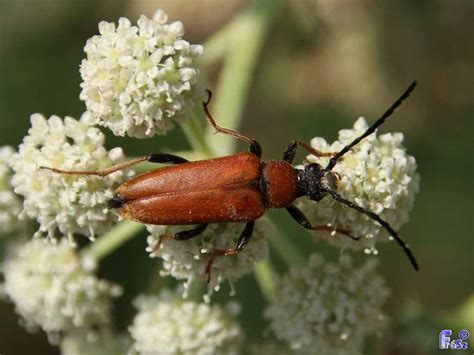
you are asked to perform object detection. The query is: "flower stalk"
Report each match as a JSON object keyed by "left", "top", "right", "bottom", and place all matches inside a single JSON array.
[
  {"left": 254, "top": 259, "right": 278, "bottom": 301},
  {"left": 205, "top": 0, "right": 282, "bottom": 156},
  {"left": 82, "top": 221, "right": 144, "bottom": 261},
  {"left": 179, "top": 110, "right": 214, "bottom": 158},
  {"left": 266, "top": 224, "right": 306, "bottom": 267}
]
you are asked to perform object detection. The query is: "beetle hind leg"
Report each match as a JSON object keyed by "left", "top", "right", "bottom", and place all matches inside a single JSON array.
[
  {"left": 205, "top": 221, "right": 255, "bottom": 284},
  {"left": 151, "top": 224, "right": 209, "bottom": 253}
]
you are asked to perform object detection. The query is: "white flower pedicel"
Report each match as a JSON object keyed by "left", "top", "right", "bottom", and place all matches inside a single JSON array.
[
  {"left": 265, "top": 253, "right": 390, "bottom": 355},
  {"left": 9, "top": 113, "right": 130, "bottom": 243},
  {"left": 0, "top": 146, "right": 22, "bottom": 235},
  {"left": 1, "top": 239, "right": 122, "bottom": 343},
  {"left": 129, "top": 294, "right": 242, "bottom": 355},
  {"left": 147, "top": 221, "right": 271, "bottom": 299},
  {"left": 80, "top": 9, "right": 203, "bottom": 138},
  {"left": 299, "top": 117, "right": 419, "bottom": 254}
]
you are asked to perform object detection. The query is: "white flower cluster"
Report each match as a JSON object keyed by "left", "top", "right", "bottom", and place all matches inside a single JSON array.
[
  {"left": 299, "top": 117, "right": 419, "bottom": 253},
  {"left": 129, "top": 293, "right": 242, "bottom": 355},
  {"left": 147, "top": 221, "right": 270, "bottom": 298},
  {"left": 60, "top": 330, "right": 130, "bottom": 355},
  {"left": 0, "top": 146, "right": 22, "bottom": 236},
  {"left": 80, "top": 9, "right": 203, "bottom": 138},
  {"left": 0, "top": 239, "right": 122, "bottom": 343},
  {"left": 9, "top": 112, "right": 130, "bottom": 244},
  {"left": 265, "top": 253, "right": 390, "bottom": 355}
]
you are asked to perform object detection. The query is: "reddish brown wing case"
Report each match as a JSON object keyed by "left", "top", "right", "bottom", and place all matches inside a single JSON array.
[{"left": 117, "top": 152, "right": 266, "bottom": 225}]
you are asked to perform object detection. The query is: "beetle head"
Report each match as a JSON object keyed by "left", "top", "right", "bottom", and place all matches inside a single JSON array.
[{"left": 298, "top": 163, "right": 340, "bottom": 201}]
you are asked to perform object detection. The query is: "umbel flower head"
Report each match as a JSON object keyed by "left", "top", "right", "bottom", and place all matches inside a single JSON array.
[
  {"left": 0, "top": 239, "right": 122, "bottom": 344},
  {"left": 0, "top": 146, "right": 22, "bottom": 236},
  {"left": 146, "top": 220, "right": 271, "bottom": 299},
  {"left": 80, "top": 9, "right": 203, "bottom": 138},
  {"left": 298, "top": 117, "right": 419, "bottom": 254},
  {"left": 265, "top": 253, "right": 390, "bottom": 355},
  {"left": 129, "top": 292, "right": 243, "bottom": 355},
  {"left": 9, "top": 112, "right": 130, "bottom": 244}
]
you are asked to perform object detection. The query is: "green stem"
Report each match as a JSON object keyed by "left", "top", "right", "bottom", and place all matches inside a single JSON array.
[
  {"left": 82, "top": 221, "right": 144, "bottom": 260},
  {"left": 186, "top": 279, "right": 205, "bottom": 302},
  {"left": 200, "top": 17, "right": 241, "bottom": 67},
  {"left": 179, "top": 110, "right": 214, "bottom": 158},
  {"left": 206, "top": 0, "right": 281, "bottom": 155},
  {"left": 254, "top": 259, "right": 278, "bottom": 301},
  {"left": 267, "top": 225, "right": 306, "bottom": 267},
  {"left": 145, "top": 265, "right": 167, "bottom": 294}
]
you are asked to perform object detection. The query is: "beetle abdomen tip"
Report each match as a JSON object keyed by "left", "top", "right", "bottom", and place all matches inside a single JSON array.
[{"left": 107, "top": 194, "right": 126, "bottom": 209}]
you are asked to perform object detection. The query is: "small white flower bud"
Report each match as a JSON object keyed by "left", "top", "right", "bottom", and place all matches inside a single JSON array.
[
  {"left": 129, "top": 292, "right": 243, "bottom": 355},
  {"left": 265, "top": 253, "right": 390, "bottom": 355},
  {"left": 80, "top": 10, "right": 203, "bottom": 138},
  {"left": 1, "top": 239, "right": 122, "bottom": 344},
  {"left": 9, "top": 113, "right": 130, "bottom": 243},
  {"left": 0, "top": 146, "right": 22, "bottom": 236},
  {"left": 146, "top": 220, "right": 271, "bottom": 298}
]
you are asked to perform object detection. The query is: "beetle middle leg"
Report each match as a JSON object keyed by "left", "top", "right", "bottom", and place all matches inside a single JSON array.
[
  {"left": 286, "top": 204, "right": 359, "bottom": 241},
  {"left": 203, "top": 90, "right": 262, "bottom": 157},
  {"left": 40, "top": 153, "right": 188, "bottom": 177},
  {"left": 151, "top": 223, "right": 209, "bottom": 253},
  {"left": 283, "top": 140, "right": 338, "bottom": 164},
  {"left": 205, "top": 221, "right": 254, "bottom": 283}
]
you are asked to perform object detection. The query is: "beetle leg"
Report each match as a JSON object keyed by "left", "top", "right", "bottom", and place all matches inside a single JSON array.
[
  {"left": 40, "top": 153, "right": 188, "bottom": 177},
  {"left": 151, "top": 224, "right": 209, "bottom": 253},
  {"left": 286, "top": 204, "right": 359, "bottom": 241},
  {"left": 205, "top": 221, "right": 254, "bottom": 283},
  {"left": 203, "top": 90, "right": 262, "bottom": 157},
  {"left": 283, "top": 140, "right": 338, "bottom": 164}
]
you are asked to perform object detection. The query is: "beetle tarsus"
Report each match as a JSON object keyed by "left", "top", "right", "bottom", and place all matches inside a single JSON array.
[
  {"left": 203, "top": 89, "right": 213, "bottom": 106},
  {"left": 153, "top": 224, "right": 209, "bottom": 254},
  {"left": 151, "top": 233, "right": 173, "bottom": 253},
  {"left": 286, "top": 204, "right": 359, "bottom": 241},
  {"left": 283, "top": 140, "right": 339, "bottom": 164},
  {"left": 204, "top": 222, "right": 254, "bottom": 283}
]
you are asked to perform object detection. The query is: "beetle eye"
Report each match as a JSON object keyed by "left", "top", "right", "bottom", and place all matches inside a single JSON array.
[
  {"left": 333, "top": 172, "right": 341, "bottom": 189},
  {"left": 323, "top": 172, "right": 339, "bottom": 191}
]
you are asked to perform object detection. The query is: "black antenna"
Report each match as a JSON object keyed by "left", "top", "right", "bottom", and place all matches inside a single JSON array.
[
  {"left": 325, "top": 81, "right": 417, "bottom": 171},
  {"left": 327, "top": 190, "right": 419, "bottom": 271}
]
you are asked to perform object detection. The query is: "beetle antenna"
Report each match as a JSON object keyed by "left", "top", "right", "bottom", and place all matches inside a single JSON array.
[
  {"left": 327, "top": 189, "right": 419, "bottom": 271},
  {"left": 325, "top": 81, "right": 417, "bottom": 171}
]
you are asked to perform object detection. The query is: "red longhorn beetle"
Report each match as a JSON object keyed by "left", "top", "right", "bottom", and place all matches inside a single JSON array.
[{"left": 44, "top": 82, "right": 419, "bottom": 277}]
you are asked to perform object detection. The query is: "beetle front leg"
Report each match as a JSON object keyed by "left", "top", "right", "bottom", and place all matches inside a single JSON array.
[
  {"left": 286, "top": 204, "right": 359, "bottom": 241},
  {"left": 40, "top": 153, "right": 189, "bottom": 177},
  {"left": 283, "top": 140, "right": 338, "bottom": 164},
  {"left": 151, "top": 224, "right": 209, "bottom": 253},
  {"left": 205, "top": 221, "right": 255, "bottom": 283}
]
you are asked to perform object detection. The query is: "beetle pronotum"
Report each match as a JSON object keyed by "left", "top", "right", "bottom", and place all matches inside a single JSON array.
[{"left": 44, "top": 81, "right": 419, "bottom": 278}]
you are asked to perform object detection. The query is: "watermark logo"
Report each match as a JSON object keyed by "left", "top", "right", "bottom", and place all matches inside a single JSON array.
[{"left": 439, "top": 329, "right": 470, "bottom": 350}]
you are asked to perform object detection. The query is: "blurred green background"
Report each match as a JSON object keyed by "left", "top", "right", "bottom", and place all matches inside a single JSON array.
[{"left": 0, "top": 1, "right": 472, "bottom": 354}]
